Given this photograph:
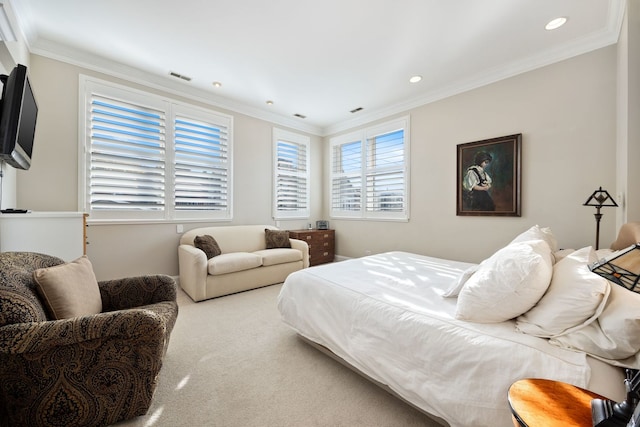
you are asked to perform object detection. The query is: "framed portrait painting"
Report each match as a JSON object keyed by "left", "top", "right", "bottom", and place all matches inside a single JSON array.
[{"left": 456, "top": 133, "right": 521, "bottom": 216}]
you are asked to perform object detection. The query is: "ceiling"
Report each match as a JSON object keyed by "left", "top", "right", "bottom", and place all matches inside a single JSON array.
[{"left": 8, "top": 0, "right": 626, "bottom": 135}]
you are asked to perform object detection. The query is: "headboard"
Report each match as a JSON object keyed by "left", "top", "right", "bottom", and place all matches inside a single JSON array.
[{"left": 610, "top": 222, "right": 640, "bottom": 250}]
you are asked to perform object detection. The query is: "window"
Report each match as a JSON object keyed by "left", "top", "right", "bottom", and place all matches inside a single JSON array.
[
  {"left": 330, "top": 116, "right": 409, "bottom": 221},
  {"left": 272, "top": 128, "right": 310, "bottom": 219},
  {"left": 79, "top": 76, "right": 233, "bottom": 221}
]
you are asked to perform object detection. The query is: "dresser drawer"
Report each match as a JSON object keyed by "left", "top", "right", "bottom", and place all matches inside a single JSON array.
[{"left": 289, "top": 229, "right": 335, "bottom": 266}]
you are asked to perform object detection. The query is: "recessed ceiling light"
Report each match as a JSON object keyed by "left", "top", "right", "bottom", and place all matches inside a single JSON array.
[
  {"left": 266, "top": 100, "right": 274, "bottom": 105},
  {"left": 212, "top": 81, "right": 222, "bottom": 88},
  {"left": 545, "top": 17, "right": 567, "bottom": 30},
  {"left": 409, "top": 75, "right": 422, "bottom": 83}
]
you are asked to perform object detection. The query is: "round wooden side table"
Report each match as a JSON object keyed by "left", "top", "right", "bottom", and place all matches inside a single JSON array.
[{"left": 508, "top": 378, "right": 606, "bottom": 427}]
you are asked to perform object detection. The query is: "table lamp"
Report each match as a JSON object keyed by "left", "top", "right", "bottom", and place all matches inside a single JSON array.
[
  {"left": 590, "top": 245, "right": 640, "bottom": 426},
  {"left": 584, "top": 187, "right": 618, "bottom": 250}
]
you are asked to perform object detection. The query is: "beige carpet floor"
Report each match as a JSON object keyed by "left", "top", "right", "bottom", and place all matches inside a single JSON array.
[{"left": 114, "top": 283, "right": 442, "bottom": 427}]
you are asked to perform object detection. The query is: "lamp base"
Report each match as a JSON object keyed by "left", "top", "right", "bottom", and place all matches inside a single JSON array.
[{"left": 592, "top": 398, "right": 634, "bottom": 427}]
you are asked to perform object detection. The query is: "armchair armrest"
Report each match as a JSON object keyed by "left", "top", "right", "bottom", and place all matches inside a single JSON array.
[
  {"left": 290, "top": 238, "right": 310, "bottom": 268},
  {"left": 0, "top": 302, "right": 178, "bottom": 427},
  {"left": 99, "top": 274, "right": 177, "bottom": 312},
  {"left": 0, "top": 302, "right": 177, "bottom": 355}
]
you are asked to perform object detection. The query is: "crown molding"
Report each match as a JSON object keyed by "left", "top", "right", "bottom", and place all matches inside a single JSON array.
[
  {"left": 29, "top": 39, "right": 324, "bottom": 136},
  {"left": 324, "top": 16, "right": 623, "bottom": 136}
]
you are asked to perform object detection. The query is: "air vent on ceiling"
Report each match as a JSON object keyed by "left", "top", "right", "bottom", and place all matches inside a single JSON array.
[
  {"left": 169, "top": 71, "right": 192, "bottom": 82},
  {"left": 293, "top": 113, "right": 307, "bottom": 119},
  {"left": 350, "top": 107, "right": 363, "bottom": 113}
]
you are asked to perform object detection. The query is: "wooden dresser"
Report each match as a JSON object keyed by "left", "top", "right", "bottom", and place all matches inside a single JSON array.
[{"left": 289, "top": 229, "right": 335, "bottom": 266}]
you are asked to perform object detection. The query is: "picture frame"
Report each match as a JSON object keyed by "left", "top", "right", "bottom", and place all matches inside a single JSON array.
[{"left": 456, "top": 133, "right": 521, "bottom": 216}]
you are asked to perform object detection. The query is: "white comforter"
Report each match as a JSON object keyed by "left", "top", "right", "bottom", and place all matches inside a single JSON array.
[{"left": 277, "top": 251, "right": 598, "bottom": 427}]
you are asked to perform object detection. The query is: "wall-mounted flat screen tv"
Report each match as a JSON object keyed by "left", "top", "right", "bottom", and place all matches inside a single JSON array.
[{"left": 0, "top": 64, "right": 38, "bottom": 170}]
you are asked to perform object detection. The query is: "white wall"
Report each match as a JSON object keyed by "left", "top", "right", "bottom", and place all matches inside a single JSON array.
[{"left": 325, "top": 46, "right": 620, "bottom": 263}]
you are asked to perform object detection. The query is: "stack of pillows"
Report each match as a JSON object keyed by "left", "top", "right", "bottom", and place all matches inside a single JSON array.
[{"left": 444, "top": 225, "right": 640, "bottom": 367}]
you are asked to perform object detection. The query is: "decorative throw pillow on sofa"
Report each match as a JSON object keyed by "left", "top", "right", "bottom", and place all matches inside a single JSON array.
[
  {"left": 265, "top": 229, "right": 291, "bottom": 249},
  {"left": 194, "top": 235, "right": 222, "bottom": 259},
  {"left": 33, "top": 255, "right": 102, "bottom": 320}
]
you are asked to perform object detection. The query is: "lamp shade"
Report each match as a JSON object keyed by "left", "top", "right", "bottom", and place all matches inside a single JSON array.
[
  {"left": 590, "top": 244, "right": 640, "bottom": 292},
  {"left": 583, "top": 187, "right": 618, "bottom": 250},
  {"left": 583, "top": 187, "right": 618, "bottom": 208}
]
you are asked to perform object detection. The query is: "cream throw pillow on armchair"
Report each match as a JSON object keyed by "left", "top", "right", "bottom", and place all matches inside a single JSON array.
[{"left": 33, "top": 255, "right": 102, "bottom": 319}]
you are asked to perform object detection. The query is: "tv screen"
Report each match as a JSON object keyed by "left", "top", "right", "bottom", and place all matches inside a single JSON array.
[{"left": 0, "top": 64, "right": 38, "bottom": 170}]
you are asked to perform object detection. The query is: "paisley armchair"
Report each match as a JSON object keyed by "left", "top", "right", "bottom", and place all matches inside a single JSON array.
[{"left": 0, "top": 252, "right": 178, "bottom": 427}]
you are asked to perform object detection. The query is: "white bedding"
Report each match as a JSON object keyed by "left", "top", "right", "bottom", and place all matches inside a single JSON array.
[{"left": 277, "top": 251, "right": 624, "bottom": 427}]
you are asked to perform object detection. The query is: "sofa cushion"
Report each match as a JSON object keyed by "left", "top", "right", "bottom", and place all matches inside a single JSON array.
[
  {"left": 194, "top": 234, "right": 222, "bottom": 259},
  {"left": 265, "top": 229, "right": 291, "bottom": 249},
  {"left": 255, "top": 248, "right": 303, "bottom": 266},
  {"left": 33, "top": 256, "right": 103, "bottom": 320},
  {"left": 208, "top": 252, "right": 263, "bottom": 275}
]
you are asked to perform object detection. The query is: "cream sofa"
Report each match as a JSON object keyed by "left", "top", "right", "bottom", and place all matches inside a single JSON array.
[{"left": 178, "top": 225, "right": 309, "bottom": 302}]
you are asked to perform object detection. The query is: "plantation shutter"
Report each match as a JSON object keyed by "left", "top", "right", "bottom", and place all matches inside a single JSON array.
[
  {"left": 331, "top": 140, "right": 362, "bottom": 214},
  {"left": 365, "top": 129, "right": 405, "bottom": 213},
  {"left": 82, "top": 76, "right": 234, "bottom": 221},
  {"left": 88, "top": 94, "right": 166, "bottom": 212},
  {"left": 329, "top": 116, "right": 409, "bottom": 220},
  {"left": 174, "top": 114, "right": 230, "bottom": 212},
  {"left": 273, "top": 128, "right": 310, "bottom": 219}
]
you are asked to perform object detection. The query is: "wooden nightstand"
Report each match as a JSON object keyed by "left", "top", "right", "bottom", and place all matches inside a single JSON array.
[
  {"left": 508, "top": 378, "right": 606, "bottom": 427},
  {"left": 289, "top": 229, "right": 335, "bottom": 266}
]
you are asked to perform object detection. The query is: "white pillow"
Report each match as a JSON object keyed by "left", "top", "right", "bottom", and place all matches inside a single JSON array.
[
  {"left": 455, "top": 240, "right": 553, "bottom": 323},
  {"left": 552, "top": 248, "right": 575, "bottom": 263},
  {"left": 550, "top": 283, "right": 640, "bottom": 360},
  {"left": 516, "top": 246, "right": 610, "bottom": 337},
  {"left": 442, "top": 264, "right": 479, "bottom": 298},
  {"left": 510, "top": 225, "right": 558, "bottom": 253}
]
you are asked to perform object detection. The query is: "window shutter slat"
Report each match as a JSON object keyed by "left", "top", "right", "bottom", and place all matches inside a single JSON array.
[
  {"left": 89, "top": 94, "right": 166, "bottom": 211},
  {"left": 273, "top": 131, "right": 310, "bottom": 218},
  {"left": 174, "top": 114, "right": 230, "bottom": 211},
  {"left": 365, "top": 129, "right": 405, "bottom": 213}
]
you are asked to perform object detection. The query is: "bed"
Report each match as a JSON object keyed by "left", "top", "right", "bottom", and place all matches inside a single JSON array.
[{"left": 277, "top": 224, "right": 640, "bottom": 427}]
